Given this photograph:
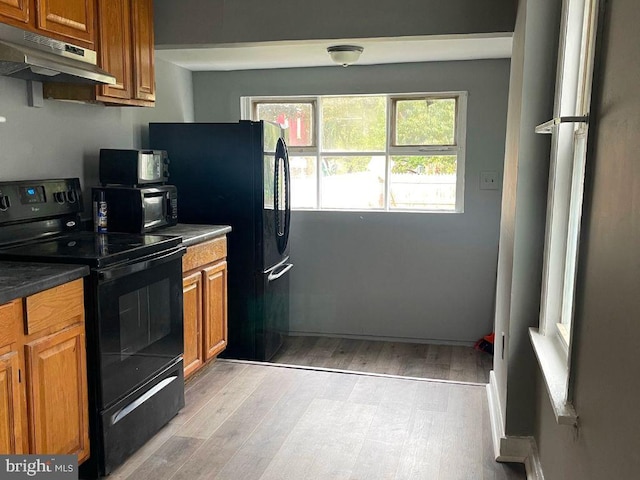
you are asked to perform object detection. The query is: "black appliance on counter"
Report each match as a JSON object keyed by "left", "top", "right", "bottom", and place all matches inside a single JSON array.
[
  {"left": 0, "top": 178, "right": 186, "bottom": 478},
  {"left": 92, "top": 184, "right": 178, "bottom": 233},
  {"left": 94, "top": 149, "right": 177, "bottom": 234},
  {"left": 150, "top": 121, "right": 293, "bottom": 361},
  {"left": 99, "top": 149, "right": 170, "bottom": 186}
]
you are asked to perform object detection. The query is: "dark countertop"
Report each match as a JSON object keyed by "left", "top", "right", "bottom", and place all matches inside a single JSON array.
[
  {"left": 0, "top": 262, "right": 90, "bottom": 305},
  {"left": 158, "top": 224, "right": 232, "bottom": 247}
]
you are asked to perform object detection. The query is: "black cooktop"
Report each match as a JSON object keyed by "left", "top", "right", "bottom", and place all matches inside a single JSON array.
[{"left": 0, "top": 231, "right": 181, "bottom": 268}]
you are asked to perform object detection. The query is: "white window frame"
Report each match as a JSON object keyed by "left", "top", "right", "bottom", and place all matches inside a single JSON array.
[
  {"left": 530, "top": 0, "right": 599, "bottom": 425},
  {"left": 241, "top": 92, "right": 467, "bottom": 213}
]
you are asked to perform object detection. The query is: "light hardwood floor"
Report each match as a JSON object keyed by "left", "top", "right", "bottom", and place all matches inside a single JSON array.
[
  {"left": 110, "top": 361, "right": 524, "bottom": 480},
  {"left": 271, "top": 336, "right": 494, "bottom": 384}
]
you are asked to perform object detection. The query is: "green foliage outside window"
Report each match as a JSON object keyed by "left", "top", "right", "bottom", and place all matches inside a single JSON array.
[
  {"left": 395, "top": 98, "right": 456, "bottom": 146},
  {"left": 321, "top": 96, "right": 386, "bottom": 152}
]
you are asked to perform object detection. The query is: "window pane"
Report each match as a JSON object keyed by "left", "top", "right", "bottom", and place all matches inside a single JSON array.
[
  {"left": 321, "top": 156, "right": 385, "bottom": 209},
  {"left": 255, "top": 103, "right": 313, "bottom": 147},
  {"left": 395, "top": 98, "right": 456, "bottom": 146},
  {"left": 389, "top": 156, "right": 457, "bottom": 210},
  {"left": 290, "top": 156, "right": 317, "bottom": 209},
  {"left": 321, "top": 97, "right": 386, "bottom": 152}
]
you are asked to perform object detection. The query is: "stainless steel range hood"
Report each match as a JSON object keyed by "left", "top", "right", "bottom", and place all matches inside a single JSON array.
[{"left": 0, "top": 23, "right": 115, "bottom": 85}]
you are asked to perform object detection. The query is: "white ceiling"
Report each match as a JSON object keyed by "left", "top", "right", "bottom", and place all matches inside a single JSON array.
[{"left": 156, "top": 33, "right": 513, "bottom": 71}]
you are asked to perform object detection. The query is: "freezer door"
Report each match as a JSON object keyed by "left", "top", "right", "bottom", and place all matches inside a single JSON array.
[{"left": 261, "top": 258, "right": 293, "bottom": 360}]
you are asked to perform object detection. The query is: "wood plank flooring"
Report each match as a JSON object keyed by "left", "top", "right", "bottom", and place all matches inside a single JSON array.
[
  {"left": 110, "top": 361, "right": 524, "bottom": 480},
  {"left": 271, "top": 336, "right": 494, "bottom": 383}
]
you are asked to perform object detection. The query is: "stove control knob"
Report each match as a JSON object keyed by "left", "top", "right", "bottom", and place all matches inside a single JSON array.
[
  {"left": 0, "top": 195, "right": 10, "bottom": 211},
  {"left": 65, "top": 190, "right": 78, "bottom": 204},
  {"left": 54, "top": 191, "right": 66, "bottom": 204}
]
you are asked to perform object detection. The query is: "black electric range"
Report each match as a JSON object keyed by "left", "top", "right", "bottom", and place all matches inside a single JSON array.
[
  {"left": 0, "top": 230, "right": 181, "bottom": 268},
  {"left": 0, "top": 178, "right": 186, "bottom": 478}
]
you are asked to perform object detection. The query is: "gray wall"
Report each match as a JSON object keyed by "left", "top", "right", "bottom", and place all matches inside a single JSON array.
[
  {"left": 0, "top": 59, "right": 193, "bottom": 214},
  {"left": 492, "top": 0, "right": 560, "bottom": 436},
  {"left": 135, "top": 58, "right": 195, "bottom": 147},
  {"left": 154, "top": 0, "right": 517, "bottom": 47},
  {"left": 0, "top": 77, "right": 135, "bottom": 212},
  {"left": 534, "top": 0, "right": 640, "bottom": 478},
  {"left": 193, "top": 60, "right": 510, "bottom": 344}
]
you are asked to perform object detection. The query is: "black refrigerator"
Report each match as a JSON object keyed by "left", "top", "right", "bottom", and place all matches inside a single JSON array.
[{"left": 149, "top": 121, "right": 292, "bottom": 361}]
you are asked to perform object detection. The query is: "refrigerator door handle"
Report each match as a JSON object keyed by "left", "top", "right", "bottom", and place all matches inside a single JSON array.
[
  {"left": 267, "top": 262, "right": 293, "bottom": 282},
  {"left": 283, "top": 139, "right": 291, "bottom": 247}
]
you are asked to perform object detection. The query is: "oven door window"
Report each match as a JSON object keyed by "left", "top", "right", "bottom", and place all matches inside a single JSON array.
[
  {"left": 97, "top": 255, "right": 183, "bottom": 408},
  {"left": 119, "top": 279, "right": 171, "bottom": 359}
]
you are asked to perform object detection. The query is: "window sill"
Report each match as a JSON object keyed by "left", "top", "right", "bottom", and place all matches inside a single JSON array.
[{"left": 529, "top": 328, "right": 578, "bottom": 425}]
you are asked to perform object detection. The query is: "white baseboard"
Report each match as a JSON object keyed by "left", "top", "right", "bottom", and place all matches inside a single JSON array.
[
  {"left": 487, "top": 372, "right": 544, "bottom": 480},
  {"left": 524, "top": 440, "right": 545, "bottom": 480}
]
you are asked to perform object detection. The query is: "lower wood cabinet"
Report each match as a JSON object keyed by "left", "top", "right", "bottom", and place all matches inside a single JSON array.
[
  {"left": 0, "top": 350, "right": 23, "bottom": 454},
  {"left": 25, "top": 324, "right": 89, "bottom": 461},
  {"left": 203, "top": 261, "right": 228, "bottom": 361},
  {"left": 182, "top": 236, "right": 228, "bottom": 379},
  {"left": 0, "top": 279, "right": 90, "bottom": 462},
  {"left": 182, "top": 271, "right": 203, "bottom": 378}
]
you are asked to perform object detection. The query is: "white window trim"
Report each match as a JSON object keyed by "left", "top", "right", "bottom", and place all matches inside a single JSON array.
[
  {"left": 532, "top": 0, "right": 598, "bottom": 426},
  {"left": 241, "top": 92, "right": 467, "bottom": 213}
]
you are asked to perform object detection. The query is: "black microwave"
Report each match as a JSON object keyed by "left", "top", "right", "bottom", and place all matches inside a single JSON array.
[
  {"left": 92, "top": 185, "right": 178, "bottom": 233},
  {"left": 99, "top": 149, "right": 170, "bottom": 186}
]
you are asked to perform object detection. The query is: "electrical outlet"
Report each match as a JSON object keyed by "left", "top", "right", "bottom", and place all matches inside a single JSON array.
[{"left": 480, "top": 171, "right": 500, "bottom": 190}]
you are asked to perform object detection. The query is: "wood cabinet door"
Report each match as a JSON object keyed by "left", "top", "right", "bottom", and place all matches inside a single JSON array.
[
  {"left": 183, "top": 271, "right": 203, "bottom": 379},
  {"left": 97, "top": 0, "right": 132, "bottom": 101},
  {"left": 25, "top": 324, "right": 89, "bottom": 462},
  {"left": 0, "top": 300, "right": 21, "bottom": 349},
  {"left": 35, "top": 0, "right": 94, "bottom": 47},
  {"left": 131, "top": 0, "right": 155, "bottom": 101},
  {"left": 0, "top": 351, "right": 24, "bottom": 454},
  {"left": 203, "top": 261, "right": 228, "bottom": 360},
  {"left": 25, "top": 279, "right": 84, "bottom": 337},
  {"left": 0, "top": 0, "right": 28, "bottom": 24}
]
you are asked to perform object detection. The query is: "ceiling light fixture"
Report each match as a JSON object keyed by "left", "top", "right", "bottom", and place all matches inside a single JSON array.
[{"left": 327, "top": 45, "right": 364, "bottom": 67}]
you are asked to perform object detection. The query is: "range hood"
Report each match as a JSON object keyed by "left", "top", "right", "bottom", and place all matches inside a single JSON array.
[{"left": 0, "top": 23, "right": 115, "bottom": 85}]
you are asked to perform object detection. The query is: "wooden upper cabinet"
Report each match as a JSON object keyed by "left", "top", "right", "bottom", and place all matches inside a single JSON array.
[
  {"left": 40, "top": 0, "right": 155, "bottom": 106},
  {"left": 25, "top": 324, "right": 90, "bottom": 462},
  {"left": 0, "top": 351, "right": 24, "bottom": 455},
  {"left": 0, "top": 0, "right": 29, "bottom": 24},
  {"left": 131, "top": 0, "right": 154, "bottom": 102},
  {"left": 34, "top": 0, "right": 94, "bottom": 48},
  {"left": 97, "top": 0, "right": 132, "bottom": 101}
]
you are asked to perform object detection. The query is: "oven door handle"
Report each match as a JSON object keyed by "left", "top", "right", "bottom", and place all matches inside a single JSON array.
[{"left": 97, "top": 246, "right": 186, "bottom": 282}]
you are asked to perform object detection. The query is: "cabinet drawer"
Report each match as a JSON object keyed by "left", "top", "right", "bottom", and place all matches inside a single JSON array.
[
  {"left": 183, "top": 236, "right": 227, "bottom": 273},
  {"left": 0, "top": 300, "right": 21, "bottom": 347},
  {"left": 25, "top": 279, "right": 84, "bottom": 336}
]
